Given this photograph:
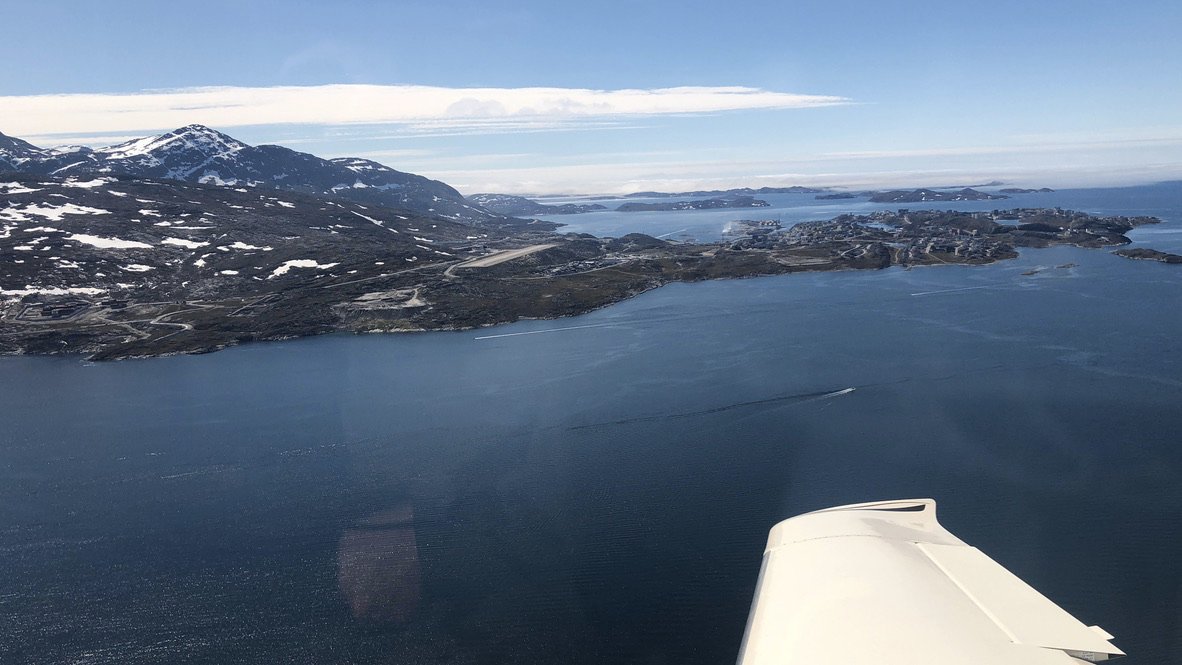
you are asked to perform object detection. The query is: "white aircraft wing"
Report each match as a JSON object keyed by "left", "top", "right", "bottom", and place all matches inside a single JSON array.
[{"left": 737, "top": 499, "right": 1123, "bottom": 665}]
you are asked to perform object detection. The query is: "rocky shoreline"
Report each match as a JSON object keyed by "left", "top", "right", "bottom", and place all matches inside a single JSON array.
[{"left": 1113, "top": 247, "right": 1182, "bottom": 264}]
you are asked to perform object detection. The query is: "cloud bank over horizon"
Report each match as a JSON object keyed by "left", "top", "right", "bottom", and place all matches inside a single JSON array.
[{"left": 0, "top": 83, "right": 849, "bottom": 141}]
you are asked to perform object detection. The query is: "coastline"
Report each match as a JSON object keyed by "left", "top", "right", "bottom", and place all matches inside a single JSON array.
[{"left": 1, "top": 208, "right": 1160, "bottom": 361}]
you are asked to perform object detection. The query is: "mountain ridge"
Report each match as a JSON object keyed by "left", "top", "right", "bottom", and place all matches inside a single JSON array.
[{"left": 0, "top": 125, "right": 509, "bottom": 226}]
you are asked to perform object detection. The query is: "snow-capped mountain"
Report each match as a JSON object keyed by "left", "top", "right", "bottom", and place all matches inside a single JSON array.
[
  {"left": 0, "top": 125, "right": 503, "bottom": 226},
  {"left": 91, "top": 124, "right": 251, "bottom": 177}
]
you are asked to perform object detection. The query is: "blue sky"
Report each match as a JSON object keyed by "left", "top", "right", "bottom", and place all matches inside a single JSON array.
[{"left": 3, "top": 0, "right": 1180, "bottom": 194}]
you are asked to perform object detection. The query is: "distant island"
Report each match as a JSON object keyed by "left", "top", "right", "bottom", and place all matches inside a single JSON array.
[
  {"left": 1113, "top": 247, "right": 1182, "bottom": 264},
  {"left": 817, "top": 186, "right": 1053, "bottom": 201},
  {"left": 466, "top": 193, "right": 607, "bottom": 216},
  {"left": 616, "top": 196, "right": 771, "bottom": 212},
  {"left": 868, "top": 188, "right": 1007, "bottom": 203},
  {"left": 464, "top": 186, "right": 829, "bottom": 217}
]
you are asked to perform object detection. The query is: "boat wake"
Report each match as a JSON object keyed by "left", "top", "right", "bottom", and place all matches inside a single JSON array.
[{"left": 568, "top": 387, "right": 855, "bottom": 431}]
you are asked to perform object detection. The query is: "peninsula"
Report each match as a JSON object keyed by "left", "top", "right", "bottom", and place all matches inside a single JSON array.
[{"left": 0, "top": 171, "right": 1158, "bottom": 360}]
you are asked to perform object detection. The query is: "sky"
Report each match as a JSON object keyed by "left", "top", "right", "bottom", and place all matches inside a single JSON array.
[{"left": 2, "top": 0, "right": 1181, "bottom": 195}]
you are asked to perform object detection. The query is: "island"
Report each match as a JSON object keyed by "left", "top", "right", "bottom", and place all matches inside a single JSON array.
[
  {"left": 869, "top": 188, "right": 1007, "bottom": 203},
  {"left": 616, "top": 196, "right": 770, "bottom": 212},
  {"left": 1113, "top": 247, "right": 1182, "bottom": 264},
  {"left": 999, "top": 187, "right": 1054, "bottom": 194},
  {"left": 0, "top": 172, "right": 1160, "bottom": 360}
]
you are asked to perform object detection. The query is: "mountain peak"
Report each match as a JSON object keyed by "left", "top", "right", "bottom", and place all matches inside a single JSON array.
[
  {"left": 96, "top": 124, "right": 249, "bottom": 161},
  {"left": 172, "top": 123, "right": 238, "bottom": 140}
]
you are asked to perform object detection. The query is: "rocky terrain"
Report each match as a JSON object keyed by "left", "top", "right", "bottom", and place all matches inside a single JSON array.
[
  {"left": 760, "top": 208, "right": 1156, "bottom": 265},
  {"left": 0, "top": 172, "right": 559, "bottom": 358}
]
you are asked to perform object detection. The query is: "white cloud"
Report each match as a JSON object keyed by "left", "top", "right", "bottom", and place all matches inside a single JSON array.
[{"left": 1, "top": 84, "right": 849, "bottom": 139}]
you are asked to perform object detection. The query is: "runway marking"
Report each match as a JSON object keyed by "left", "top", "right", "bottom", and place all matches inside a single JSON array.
[
  {"left": 474, "top": 323, "right": 614, "bottom": 340},
  {"left": 910, "top": 285, "right": 995, "bottom": 296}
]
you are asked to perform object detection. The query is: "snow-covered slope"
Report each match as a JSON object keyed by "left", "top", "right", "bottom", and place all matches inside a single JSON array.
[{"left": 0, "top": 172, "right": 484, "bottom": 303}]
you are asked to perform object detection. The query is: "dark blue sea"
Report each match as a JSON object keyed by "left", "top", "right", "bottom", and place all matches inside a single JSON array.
[{"left": 2, "top": 183, "right": 1180, "bottom": 663}]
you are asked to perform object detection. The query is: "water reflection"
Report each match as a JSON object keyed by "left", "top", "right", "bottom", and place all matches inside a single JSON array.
[{"left": 337, "top": 504, "right": 422, "bottom": 623}]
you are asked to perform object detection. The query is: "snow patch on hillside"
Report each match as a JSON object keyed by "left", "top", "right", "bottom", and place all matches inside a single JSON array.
[
  {"left": 67, "top": 234, "right": 153, "bottom": 249},
  {"left": 269, "top": 259, "right": 339, "bottom": 278},
  {"left": 161, "top": 237, "right": 210, "bottom": 249}
]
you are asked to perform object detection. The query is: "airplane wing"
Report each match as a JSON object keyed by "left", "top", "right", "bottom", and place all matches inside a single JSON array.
[{"left": 737, "top": 499, "right": 1123, "bottom": 664}]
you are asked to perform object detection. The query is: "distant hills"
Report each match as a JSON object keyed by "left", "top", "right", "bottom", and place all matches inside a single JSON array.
[
  {"left": 466, "top": 193, "right": 607, "bottom": 216},
  {"left": 0, "top": 124, "right": 505, "bottom": 226}
]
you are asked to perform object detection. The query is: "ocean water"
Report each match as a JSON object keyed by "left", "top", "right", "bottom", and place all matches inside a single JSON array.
[{"left": 1, "top": 183, "right": 1180, "bottom": 663}]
